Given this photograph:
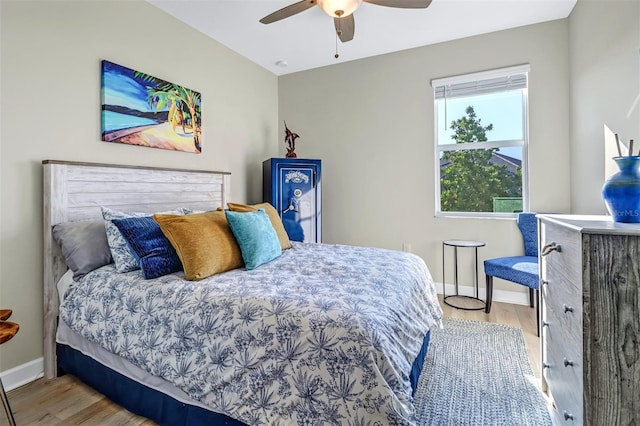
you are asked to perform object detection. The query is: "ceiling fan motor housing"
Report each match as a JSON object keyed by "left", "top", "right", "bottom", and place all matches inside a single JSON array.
[{"left": 316, "top": 0, "right": 363, "bottom": 17}]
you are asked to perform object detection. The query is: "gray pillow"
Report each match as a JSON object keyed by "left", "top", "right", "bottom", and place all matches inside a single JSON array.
[{"left": 52, "top": 220, "right": 113, "bottom": 280}]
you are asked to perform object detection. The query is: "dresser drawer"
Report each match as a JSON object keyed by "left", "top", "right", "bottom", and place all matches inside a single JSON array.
[
  {"left": 546, "top": 361, "right": 583, "bottom": 424},
  {"left": 541, "top": 277, "right": 582, "bottom": 337},
  {"left": 543, "top": 303, "right": 583, "bottom": 381},
  {"left": 543, "top": 316, "right": 583, "bottom": 424},
  {"left": 540, "top": 220, "right": 582, "bottom": 290},
  {"left": 543, "top": 303, "right": 582, "bottom": 363}
]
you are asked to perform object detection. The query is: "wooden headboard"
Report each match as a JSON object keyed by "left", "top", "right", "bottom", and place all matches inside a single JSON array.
[{"left": 42, "top": 160, "right": 231, "bottom": 378}]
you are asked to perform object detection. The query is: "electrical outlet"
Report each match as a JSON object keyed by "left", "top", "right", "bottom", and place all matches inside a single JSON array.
[{"left": 402, "top": 243, "right": 412, "bottom": 253}]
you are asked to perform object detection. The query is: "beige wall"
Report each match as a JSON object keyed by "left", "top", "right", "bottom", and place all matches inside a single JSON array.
[
  {"left": 569, "top": 0, "right": 640, "bottom": 213},
  {"left": 0, "top": 0, "right": 278, "bottom": 372},
  {"left": 278, "top": 20, "right": 571, "bottom": 296}
]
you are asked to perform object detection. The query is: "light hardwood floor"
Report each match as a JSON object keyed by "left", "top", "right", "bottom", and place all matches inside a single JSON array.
[{"left": 4, "top": 298, "right": 540, "bottom": 426}]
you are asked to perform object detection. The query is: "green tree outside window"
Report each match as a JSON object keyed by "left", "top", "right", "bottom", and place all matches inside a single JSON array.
[{"left": 440, "top": 106, "right": 522, "bottom": 212}]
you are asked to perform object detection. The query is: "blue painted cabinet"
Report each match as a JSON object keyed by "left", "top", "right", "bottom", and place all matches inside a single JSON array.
[{"left": 263, "top": 158, "right": 321, "bottom": 243}]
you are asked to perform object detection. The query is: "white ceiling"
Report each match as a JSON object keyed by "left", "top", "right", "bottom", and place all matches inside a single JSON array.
[{"left": 148, "top": 0, "right": 577, "bottom": 76}]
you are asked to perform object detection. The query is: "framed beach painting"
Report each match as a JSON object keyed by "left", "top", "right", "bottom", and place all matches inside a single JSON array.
[{"left": 101, "top": 60, "right": 202, "bottom": 153}]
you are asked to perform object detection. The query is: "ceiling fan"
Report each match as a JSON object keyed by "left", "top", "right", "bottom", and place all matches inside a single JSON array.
[{"left": 259, "top": 0, "right": 432, "bottom": 43}]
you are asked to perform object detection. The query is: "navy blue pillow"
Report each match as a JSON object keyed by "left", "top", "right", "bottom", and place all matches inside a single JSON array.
[{"left": 111, "top": 216, "right": 182, "bottom": 279}]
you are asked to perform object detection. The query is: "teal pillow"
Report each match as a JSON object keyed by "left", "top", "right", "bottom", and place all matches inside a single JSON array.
[{"left": 225, "top": 209, "right": 282, "bottom": 270}]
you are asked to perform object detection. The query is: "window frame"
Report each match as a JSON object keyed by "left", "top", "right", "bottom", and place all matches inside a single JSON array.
[{"left": 432, "top": 65, "right": 530, "bottom": 219}]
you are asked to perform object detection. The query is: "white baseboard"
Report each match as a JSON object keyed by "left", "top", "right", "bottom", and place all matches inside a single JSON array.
[
  {"left": 0, "top": 357, "right": 44, "bottom": 391},
  {"left": 436, "top": 282, "right": 531, "bottom": 306}
]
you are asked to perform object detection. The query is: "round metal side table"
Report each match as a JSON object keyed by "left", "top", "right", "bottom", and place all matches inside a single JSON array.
[{"left": 442, "top": 239, "right": 486, "bottom": 311}]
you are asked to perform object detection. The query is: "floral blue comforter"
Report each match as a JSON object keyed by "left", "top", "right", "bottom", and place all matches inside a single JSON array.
[{"left": 60, "top": 242, "right": 443, "bottom": 425}]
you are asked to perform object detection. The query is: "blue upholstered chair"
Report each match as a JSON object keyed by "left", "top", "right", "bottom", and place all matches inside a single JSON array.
[{"left": 483, "top": 213, "right": 539, "bottom": 326}]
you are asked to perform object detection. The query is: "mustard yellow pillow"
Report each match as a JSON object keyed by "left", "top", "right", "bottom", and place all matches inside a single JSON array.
[
  {"left": 154, "top": 211, "right": 243, "bottom": 281},
  {"left": 227, "top": 202, "right": 292, "bottom": 250}
]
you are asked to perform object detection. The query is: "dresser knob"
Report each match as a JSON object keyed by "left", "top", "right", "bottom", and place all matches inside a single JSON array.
[
  {"left": 541, "top": 280, "right": 549, "bottom": 286},
  {"left": 541, "top": 242, "right": 562, "bottom": 256},
  {"left": 542, "top": 362, "right": 550, "bottom": 369},
  {"left": 542, "top": 321, "right": 550, "bottom": 328},
  {"left": 563, "top": 411, "right": 574, "bottom": 421},
  {"left": 563, "top": 304, "right": 574, "bottom": 313},
  {"left": 563, "top": 358, "right": 574, "bottom": 367}
]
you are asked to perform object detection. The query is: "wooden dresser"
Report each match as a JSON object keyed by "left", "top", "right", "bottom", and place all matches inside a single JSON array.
[{"left": 538, "top": 214, "right": 640, "bottom": 425}]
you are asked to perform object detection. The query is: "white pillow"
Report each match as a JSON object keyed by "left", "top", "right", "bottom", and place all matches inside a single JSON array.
[{"left": 57, "top": 269, "right": 75, "bottom": 305}]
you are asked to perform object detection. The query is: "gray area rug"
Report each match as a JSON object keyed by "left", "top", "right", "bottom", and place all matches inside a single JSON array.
[{"left": 414, "top": 318, "right": 552, "bottom": 425}]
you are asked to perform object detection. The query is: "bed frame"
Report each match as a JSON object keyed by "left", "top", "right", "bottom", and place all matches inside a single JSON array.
[{"left": 42, "top": 160, "right": 230, "bottom": 379}]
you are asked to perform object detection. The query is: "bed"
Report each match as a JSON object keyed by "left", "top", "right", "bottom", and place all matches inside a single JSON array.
[{"left": 43, "top": 160, "right": 443, "bottom": 425}]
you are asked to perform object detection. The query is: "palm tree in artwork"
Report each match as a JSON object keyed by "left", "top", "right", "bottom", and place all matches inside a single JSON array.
[
  {"left": 134, "top": 72, "right": 202, "bottom": 152},
  {"left": 168, "top": 99, "right": 185, "bottom": 134}
]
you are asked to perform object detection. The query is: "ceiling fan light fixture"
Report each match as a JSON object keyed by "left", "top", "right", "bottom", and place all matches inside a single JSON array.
[{"left": 316, "top": 0, "right": 363, "bottom": 18}]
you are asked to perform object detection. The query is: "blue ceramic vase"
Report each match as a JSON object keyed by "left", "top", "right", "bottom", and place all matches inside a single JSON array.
[{"left": 602, "top": 156, "right": 640, "bottom": 223}]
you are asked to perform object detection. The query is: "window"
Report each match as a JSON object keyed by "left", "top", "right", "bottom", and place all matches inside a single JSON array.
[{"left": 432, "top": 65, "right": 529, "bottom": 217}]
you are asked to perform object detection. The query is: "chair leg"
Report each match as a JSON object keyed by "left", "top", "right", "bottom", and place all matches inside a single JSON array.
[
  {"left": 535, "top": 289, "right": 540, "bottom": 338},
  {"left": 529, "top": 287, "right": 535, "bottom": 308},
  {"left": 485, "top": 275, "right": 493, "bottom": 313},
  {"left": 0, "top": 375, "right": 16, "bottom": 426}
]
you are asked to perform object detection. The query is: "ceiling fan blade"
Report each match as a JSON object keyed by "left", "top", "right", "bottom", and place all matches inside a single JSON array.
[
  {"left": 334, "top": 14, "right": 355, "bottom": 42},
  {"left": 259, "top": 0, "right": 316, "bottom": 24},
  {"left": 364, "top": 0, "right": 432, "bottom": 8}
]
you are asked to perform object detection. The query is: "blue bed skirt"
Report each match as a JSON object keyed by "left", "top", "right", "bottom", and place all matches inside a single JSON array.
[
  {"left": 57, "top": 329, "right": 431, "bottom": 425},
  {"left": 410, "top": 328, "right": 430, "bottom": 396}
]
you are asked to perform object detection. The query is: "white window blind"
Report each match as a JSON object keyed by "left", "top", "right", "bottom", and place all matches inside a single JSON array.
[{"left": 433, "top": 64, "right": 529, "bottom": 100}]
